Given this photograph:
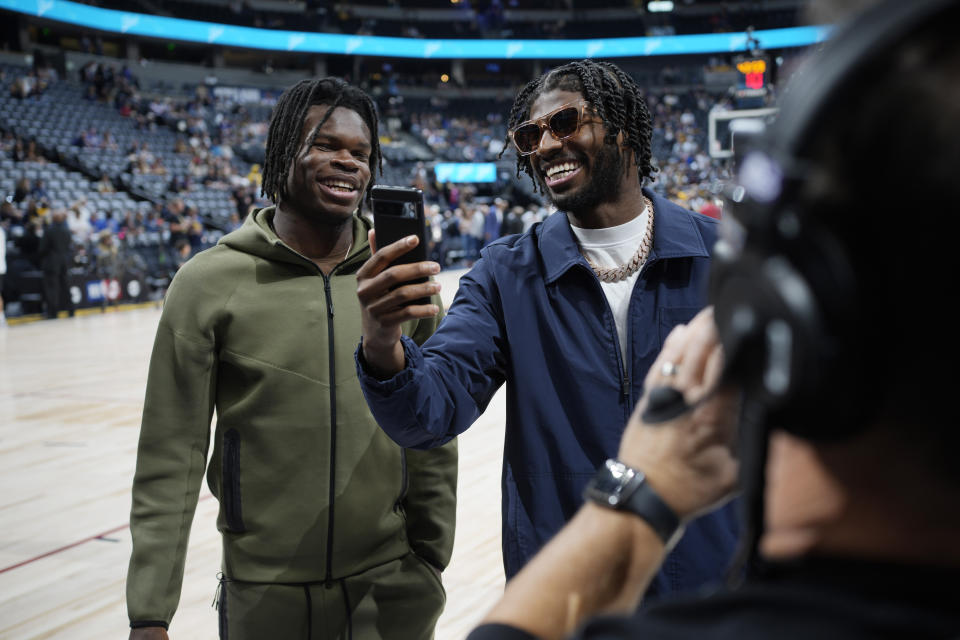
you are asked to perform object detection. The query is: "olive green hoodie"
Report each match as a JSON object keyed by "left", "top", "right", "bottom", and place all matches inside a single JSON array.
[{"left": 127, "top": 207, "right": 456, "bottom": 628}]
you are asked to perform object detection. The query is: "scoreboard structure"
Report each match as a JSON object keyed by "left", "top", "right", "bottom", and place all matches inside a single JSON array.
[
  {"left": 733, "top": 54, "right": 771, "bottom": 109},
  {"left": 708, "top": 107, "right": 778, "bottom": 159}
]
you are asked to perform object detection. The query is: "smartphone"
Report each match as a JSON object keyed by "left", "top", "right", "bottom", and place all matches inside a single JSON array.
[{"left": 370, "top": 185, "right": 430, "bottom": 306}]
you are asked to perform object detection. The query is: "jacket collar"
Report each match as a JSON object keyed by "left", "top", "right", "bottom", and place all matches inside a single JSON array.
[
  {"left": 540, "top": 188, "right": 711, "bottom": 285},
  {"left": 220, "top": 206, "right": 371, "bottom": 273}
]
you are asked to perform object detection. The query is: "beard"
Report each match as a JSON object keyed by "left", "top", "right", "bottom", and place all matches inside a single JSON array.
[{"left": 537, "top": 142, "right": 625, "bottom": 215}]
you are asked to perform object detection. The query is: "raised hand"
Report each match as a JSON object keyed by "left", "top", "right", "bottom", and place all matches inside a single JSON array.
[{"left": 356, "top": 230, "right": 441, "bottom": 378}]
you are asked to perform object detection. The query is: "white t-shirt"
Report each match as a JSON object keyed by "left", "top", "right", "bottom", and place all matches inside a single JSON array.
[
  {"left": 0, "top": 224, "right": 7, "bottom": 276},
  {"left": 68, "top": 210, "right": 93, "bottom": 244},
  {"left": 471, "top": 209, "right": 485, "bottom": 239},
  {"left": 569, "top": 206, "right": 650, "bottom": 364}
]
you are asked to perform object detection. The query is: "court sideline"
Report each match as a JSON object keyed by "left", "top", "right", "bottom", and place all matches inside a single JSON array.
[{"left": 0, "top": 268, "right": 506, "bottom": 639}]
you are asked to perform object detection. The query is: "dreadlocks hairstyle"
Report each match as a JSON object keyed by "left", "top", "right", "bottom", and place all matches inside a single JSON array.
[
  {"left": 261, "top": 77, "right": 382, "bottom": 204},
  {"left": 500, "top": 60, "right": 657, "bottom": 192}
]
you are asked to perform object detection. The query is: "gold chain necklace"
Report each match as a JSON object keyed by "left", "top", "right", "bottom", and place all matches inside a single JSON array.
[{"left": 581, "top": 196, "right": 655, "bottom": 283}]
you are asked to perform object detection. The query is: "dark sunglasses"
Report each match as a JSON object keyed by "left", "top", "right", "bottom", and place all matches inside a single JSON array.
[{"left": 509, "top": 101, "right": 600, "bottom": 156}]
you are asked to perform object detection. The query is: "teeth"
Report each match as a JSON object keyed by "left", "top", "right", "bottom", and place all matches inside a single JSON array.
[
  {"left": 546, "top": 161, "right": 580, "bottom": 178},
  {"left": 322, "top": 180, "right": 356, "bottom": 192}
]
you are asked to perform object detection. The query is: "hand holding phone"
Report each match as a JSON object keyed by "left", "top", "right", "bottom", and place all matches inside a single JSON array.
[{"left": 357, "top": 186, "right": 441, "bottom": 379}]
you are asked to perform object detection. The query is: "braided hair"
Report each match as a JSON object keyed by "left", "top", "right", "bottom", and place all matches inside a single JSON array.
[
  {"left": 261, "top": 77, "right": 382, "bottom": 204},
  {"left": 501, "top": 60, "right": 657, "bottom": 191}
]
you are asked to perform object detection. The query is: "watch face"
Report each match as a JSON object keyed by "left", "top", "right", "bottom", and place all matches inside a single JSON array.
[
  {"left": 586, "top": 459, "right": 636, "bottom": 507},
  {"left": 585, "top": 459, "right": 681, "bottom": 545}
]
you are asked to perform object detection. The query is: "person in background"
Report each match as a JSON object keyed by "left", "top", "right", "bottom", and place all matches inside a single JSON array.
[
  {"left": 38, "top": 210, "right": 74, "bottom": 319},
  {"left": 483, "top": 201, "right": 502, "bottom": 246},
  {"left": 0, "top": 219, "right": 7, "bottom": 326}
]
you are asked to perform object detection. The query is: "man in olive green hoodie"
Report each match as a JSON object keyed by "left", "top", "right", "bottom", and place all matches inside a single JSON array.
[{"left": 127, "top": 77, "right": 457, "bottom": 640}]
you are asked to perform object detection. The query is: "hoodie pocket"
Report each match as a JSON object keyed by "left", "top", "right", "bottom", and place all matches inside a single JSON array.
[
  {"left": 222, "top": 429, "right": 246, "bottom": 533},
  {"left": 394, "top": 449, "right": 409, "bottom": 515}
]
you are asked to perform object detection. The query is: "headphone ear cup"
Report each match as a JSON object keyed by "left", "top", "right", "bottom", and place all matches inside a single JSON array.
[
  {"left": 712, "top": 231, "right": 811, "bottom": 426},
  {"left": 713, "top": 201, "right": 867, "bottom": 441}
]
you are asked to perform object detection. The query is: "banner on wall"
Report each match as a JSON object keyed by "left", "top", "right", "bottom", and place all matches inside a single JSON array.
[{"left": 0, "top": 0, "right": 832, "bottom": 59}]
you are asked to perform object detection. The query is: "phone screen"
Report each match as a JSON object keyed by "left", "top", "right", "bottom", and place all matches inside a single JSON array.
[{"left": 374, "top": 199, "right": 419, "bottom": 220}]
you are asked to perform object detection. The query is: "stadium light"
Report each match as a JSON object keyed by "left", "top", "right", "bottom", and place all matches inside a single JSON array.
[{"left": 647, "top": 1, "right": 675, "bottom": 12}]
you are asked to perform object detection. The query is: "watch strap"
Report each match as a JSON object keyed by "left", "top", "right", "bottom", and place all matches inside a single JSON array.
[
  {"left": 621, "top": 472, "right": 682, "bottom": 545},
  {"left": 585, "top": 458, "right": 683, "bottom": 546}
]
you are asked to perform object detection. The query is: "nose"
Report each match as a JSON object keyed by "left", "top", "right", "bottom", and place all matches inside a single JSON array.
[
  {"left": 536, "top": 125, "right": 562, "bottom": 157},
  {"left": 331, "top": 149, "right": 362, "bottom": 172}
]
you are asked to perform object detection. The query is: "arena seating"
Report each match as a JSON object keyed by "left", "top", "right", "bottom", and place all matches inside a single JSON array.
[{"left": 1, "top": 29, "right": 740, "bottom": 319}]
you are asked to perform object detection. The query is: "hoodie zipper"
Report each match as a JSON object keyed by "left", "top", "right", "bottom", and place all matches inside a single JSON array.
[
  {"left": 274, "top": 241, "right": 356, "bottom": 588},
  {"left": 395, "top": 450, "right": 409, "bottom": 514},
  {"left": 322, "top": 272, "right": 337, "bottom": 588}
]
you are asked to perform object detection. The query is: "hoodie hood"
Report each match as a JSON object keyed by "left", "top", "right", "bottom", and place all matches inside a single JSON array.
[{"left": 219, "top": 205, "right": 372, "bottom": 273}]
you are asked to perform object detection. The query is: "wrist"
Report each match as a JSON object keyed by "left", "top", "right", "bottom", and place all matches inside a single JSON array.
[
  {"left": 576, "top": 502, "right": 672, "bottom": 612},
  {"left": 360, "top": 337, "right": 405, "bottom": 379},
  {"left": 584, "top": 459, "right": 684, "bottom": 550},
  {"left": 617, "top": 448, "right": 691, "bottom": 519},
  {"left": 581, "top": 501, "right": 666, "bottom": 549}
]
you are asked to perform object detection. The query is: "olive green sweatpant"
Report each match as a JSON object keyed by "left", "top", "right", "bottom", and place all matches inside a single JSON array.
[{"left": 217, "top": 553, "right": 446, "bottom": 640}]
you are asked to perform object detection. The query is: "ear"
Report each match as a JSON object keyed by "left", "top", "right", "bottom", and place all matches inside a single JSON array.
[
  {"left": 616, "top": 129, "right": 628, "bottom": 149},
  {"left": 617, "top": 133, "right": 639, "bottom": 173}
]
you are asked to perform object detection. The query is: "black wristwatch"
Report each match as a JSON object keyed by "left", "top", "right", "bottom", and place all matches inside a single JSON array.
[{"left": 584, "top": 459, "right": 684, "bottom": 547}]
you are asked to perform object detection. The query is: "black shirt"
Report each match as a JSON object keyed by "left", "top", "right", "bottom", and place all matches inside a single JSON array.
[{"left": 468, "top": 557, "right": 960, "bottom": 640}]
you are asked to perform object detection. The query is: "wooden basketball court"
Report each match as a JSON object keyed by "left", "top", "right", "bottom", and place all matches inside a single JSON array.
[{"left": 0, "top": 269, "right": 506, "bottom": 639}]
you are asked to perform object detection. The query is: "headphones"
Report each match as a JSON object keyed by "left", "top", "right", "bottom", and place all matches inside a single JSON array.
[{"left": 710, "top": 0, "right": 957, "bottom": 440}]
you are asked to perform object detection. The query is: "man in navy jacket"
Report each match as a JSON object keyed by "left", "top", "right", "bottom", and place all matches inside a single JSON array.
[{"left": 355, "top": 60, "right": 737, "bottom": 599}]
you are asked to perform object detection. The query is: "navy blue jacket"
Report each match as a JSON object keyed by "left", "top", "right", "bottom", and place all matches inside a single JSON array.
[{"left": 358, "top": 189, "right": 739, "bottom": 598}]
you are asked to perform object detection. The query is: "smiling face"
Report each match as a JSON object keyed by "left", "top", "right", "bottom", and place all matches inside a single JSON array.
[
  {"left": 526, "top": 89, "right": 625, "bottom": 216},
  {"left": 281, "top": 104, "right": 373, "bottom": 225}
]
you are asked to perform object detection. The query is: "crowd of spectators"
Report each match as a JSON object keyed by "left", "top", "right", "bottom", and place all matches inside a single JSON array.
[
  {"left": 647, "top": 89, "right": 729, "bottom": 218},
  {"left": 3, "top": 131, "right": 47, "bottom": 166},
  {"left": 419, "top": 197, "right": 554, "bottom": 268},
  {"left": 3, "top": 54, "right": 735, "bottom": 316},
  {"left": 1, "top": 58, "right": 263, "bottom": 315},
  {"left": 75, "top": 61, "right": 268, "bottom": 197},
  {"left": 2, "top": 136, "right": 237, "bottom": 317},
  {"left": 5, "top": 62, "right": 56, "bottom": 100},
  {"left": 0, "top": 167, "right": 224, "bottom": 304},
  {"left": 408, "top": 110, "right": 507, "bottom": 162},
  {"left": 79, "top": 59, "right": 139, "bottom": 111}
]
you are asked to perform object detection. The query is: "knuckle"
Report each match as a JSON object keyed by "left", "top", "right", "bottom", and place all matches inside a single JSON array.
[{"left": 380, "top": 270, "right": 399, "bottom": 287}]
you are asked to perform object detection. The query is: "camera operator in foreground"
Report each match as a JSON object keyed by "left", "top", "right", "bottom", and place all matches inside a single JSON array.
[{"left": 467, "top": 1, "right": 960, "bottom": 638}]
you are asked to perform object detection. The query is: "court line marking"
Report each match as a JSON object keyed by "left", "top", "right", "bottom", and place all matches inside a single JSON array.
[{"left": 0, "top": 494, "right": 215, "bottom": 575}]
